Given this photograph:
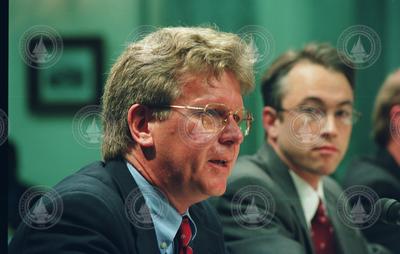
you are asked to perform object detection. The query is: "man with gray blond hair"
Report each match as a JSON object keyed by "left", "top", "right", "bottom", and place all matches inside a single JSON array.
[
  {"left": 9, "top": 26, "right": 256, "bottom": 254},
  {"left": 343, "top": 69, "right": 400, "bottom": 254}
]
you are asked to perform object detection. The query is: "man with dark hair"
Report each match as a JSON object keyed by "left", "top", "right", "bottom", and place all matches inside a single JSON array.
[
  {"left": 213, "top": 43, "right": 391, "bottom": 254},
  {"left": 9, "top": 26, "right": 256, "bottom": 254},
  {"left": 343, "top": 69, "right": 400, "bottom": 253}
]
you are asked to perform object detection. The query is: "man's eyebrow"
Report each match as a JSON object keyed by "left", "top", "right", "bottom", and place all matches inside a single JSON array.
[
  {"left": 299, "top": 97, "right": 354, "bottom": 107},
  {"left": 298, "top": 97, "right": 324, "bottom": 106},
  {"left": 337, "top": 100, "right": 353, "bottom": 107}
]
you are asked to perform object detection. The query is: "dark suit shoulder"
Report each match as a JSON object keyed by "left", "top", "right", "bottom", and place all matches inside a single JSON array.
[
  {"left": 343, "top": 157, "right": 400, "bottom": 199},
  {"left": 9, "top": 161, "right": 134, "bottom": 254},
  {"left": 229, "top": 154, "right": 274, "bottom": 186},
  {"left": 344, "top": 157, "right": 391, "bottom": 182},
  {"left": 55, "top": 161, "right": 119, "bottom": 199}
]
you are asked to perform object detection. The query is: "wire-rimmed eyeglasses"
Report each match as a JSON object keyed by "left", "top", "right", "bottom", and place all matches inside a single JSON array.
[{"left": 152, "top": 103, "right": 254, "bottom": 136}]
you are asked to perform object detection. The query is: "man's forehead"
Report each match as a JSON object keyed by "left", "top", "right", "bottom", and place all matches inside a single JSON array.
[
  {"left": 181, "top": 71, "right": 238, "bottom": 88},
  {"left": 285, "top": 61, "right": 348, "bottom": 83},
  {"left": 298, "top": 96, "right": 354, "bottom": 107},
  {"left": 280, "top": 62, "right": 354, "bottom": 106},
  {"left": 178, "top": 72, "right": 242, "bottom": 102},
  {"left": 282, "top": 87, "right": 354, "bottom": 107}
]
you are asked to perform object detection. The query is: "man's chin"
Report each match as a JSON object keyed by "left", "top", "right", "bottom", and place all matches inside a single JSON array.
[
  {"left": 316, "top": 165, "right": 337, "bottom": 176},
  {"left": 309, "top": 156, "right": 340, "bottom": 174},
  {"left": 303, "top": 163, "right": 337, "bottom": 176},
  {"left": 206, "top": 182, "right": 228, "bottom": 197}
]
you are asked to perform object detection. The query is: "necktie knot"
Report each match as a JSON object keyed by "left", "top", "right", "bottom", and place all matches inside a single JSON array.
[{"left": 314, "top": 200, "right": 328, "bottom": 224}]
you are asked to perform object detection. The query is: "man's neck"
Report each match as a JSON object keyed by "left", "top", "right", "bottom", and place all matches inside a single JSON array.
[
  {"left": 268, "top": 139, "right": 321, "bottom": 190},
  {"left": 124, "top": 151, "right": 202, "bottom": 214},
  {"left": 387, "top": 140, "right": 400, "bottom": 166},
  {"left": 289, "top": 167, "right": 321, "bottom": 190}
]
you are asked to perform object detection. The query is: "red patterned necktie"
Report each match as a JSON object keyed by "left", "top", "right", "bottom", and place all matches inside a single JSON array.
[
  {"left": 311, "top": 199, "right": 337, "bottom": 254},
  {"left": 178, "top": 216, "right": 193, "bottom": 254}
]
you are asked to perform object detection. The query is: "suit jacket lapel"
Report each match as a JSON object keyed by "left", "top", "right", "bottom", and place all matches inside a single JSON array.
[
  {"left": 323, "top": 180, "right": 370, "bottom": 254},
  {"left": 189, "top": 204, "right": 220, "bottom": 254},
  {"left": 324, "top": 186, "right": 346, "bottom": 254},
  {"left": 105, "top": 160, "right": 160, "bottom": 254},
  {"left": 257, "top": 143, "right": 314, "bottom": 253}
]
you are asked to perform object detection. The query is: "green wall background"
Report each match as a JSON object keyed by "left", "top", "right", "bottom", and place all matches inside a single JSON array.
[{"left": 9, "top": 0, "right": 400, "bottom": 187}]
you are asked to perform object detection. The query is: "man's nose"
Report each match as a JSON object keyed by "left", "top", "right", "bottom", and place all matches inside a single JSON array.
[
  {"left": 219, "top": 116, "right": 244, "bottom": 145},
  {"left": 321, "top": 114, "right": 338, "bottom": 138}
]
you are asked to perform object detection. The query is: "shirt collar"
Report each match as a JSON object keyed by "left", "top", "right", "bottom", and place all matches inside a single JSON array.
[
  {"left": 289, "top": 170, "right": 325, "bottom": 228},
  {"left": 126, "top": 162, "right": 197, "bottom": 252}
]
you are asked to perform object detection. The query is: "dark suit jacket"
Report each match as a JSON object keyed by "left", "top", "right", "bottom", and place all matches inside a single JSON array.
[
  {"left": 343, "top": 149, "right": 400, "bottom": 254},
  {"left": 212, "top": 143, "right": 390, "bottom": 254},
  {"left": 9, "top": 160, "right": 227, "bottom": 254}
]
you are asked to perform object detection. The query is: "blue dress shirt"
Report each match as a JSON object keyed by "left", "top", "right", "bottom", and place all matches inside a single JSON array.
[{"left": 126, "top": 162, "right": 197, "bottom": 254}]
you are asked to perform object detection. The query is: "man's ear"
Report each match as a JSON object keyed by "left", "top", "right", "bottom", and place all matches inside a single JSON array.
[
  {"left": 127, "top": 104, "right": 154, "bottom": 147},
  {"left": 263, "top": 106, "right": 279, "bottom": 138},
  {"left": 390, "top": 104, "right": 400, "bottom": 119}
]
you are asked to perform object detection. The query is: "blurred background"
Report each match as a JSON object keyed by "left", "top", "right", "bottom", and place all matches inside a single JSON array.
[{"left": 8, "top": 0, "right": 400, "bottom": 233}]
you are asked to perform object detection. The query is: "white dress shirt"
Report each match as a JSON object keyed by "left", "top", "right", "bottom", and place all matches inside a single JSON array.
[{"left": 289, "top": 170, "right": 326, "bottom": 229}]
